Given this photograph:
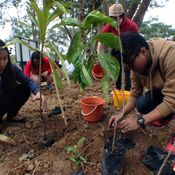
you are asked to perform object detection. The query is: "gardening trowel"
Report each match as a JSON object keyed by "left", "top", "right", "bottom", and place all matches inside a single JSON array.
[{"left": 0, "top": 134, "right": 16, "bottom": 145}]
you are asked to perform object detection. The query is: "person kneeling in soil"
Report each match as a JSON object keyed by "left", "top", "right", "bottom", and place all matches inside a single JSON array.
[
  {"left": 109, "top": 32, "right": 175, "bottom": 133},
  {"left": 24, "top": 51, "right": 53, "bottom": 87},
  {"left": 0, "top": 39, "right": 47, "bottom": 131}
]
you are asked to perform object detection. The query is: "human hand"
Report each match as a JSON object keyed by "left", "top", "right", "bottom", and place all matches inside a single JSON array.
[
  {"left": 108, "top": 112, "right": 124, "bottom": 127},
  {"left": 42, "top": 71, "right": 49, "bottom": 77},
  {"left": 31, "top": 92, "right": 47, "bottom": 112},
  {"left": 119, "top": 117, "right": 140, "bottom": 133}
]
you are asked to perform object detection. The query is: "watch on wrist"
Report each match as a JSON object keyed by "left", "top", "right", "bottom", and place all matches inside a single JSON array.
[{"left": 137, "top": 116, "right": 145, "bottom": 129}]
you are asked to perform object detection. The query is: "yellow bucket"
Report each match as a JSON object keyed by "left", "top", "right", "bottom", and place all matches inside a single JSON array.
[{"left": 112, "top": 90, "right": 130, "bottom": 109}]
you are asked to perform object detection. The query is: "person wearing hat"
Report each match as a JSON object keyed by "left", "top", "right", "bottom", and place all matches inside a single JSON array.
[{"left": 97, "top": 3, "right": 139, "bottom": 90}]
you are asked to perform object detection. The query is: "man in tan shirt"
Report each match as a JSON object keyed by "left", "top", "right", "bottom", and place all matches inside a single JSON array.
[{"left": 109, "top": 32, "right": 175, "bottom": 133}]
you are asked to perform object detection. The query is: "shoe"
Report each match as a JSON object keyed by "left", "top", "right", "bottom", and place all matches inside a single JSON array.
[
  {"left": 46, "top": 84, "right": 54, "bottom": 90},
  {"left": 6, "top": 115, "right": 26, "bottom": 123},
  {"left": 164, "top": 135, "right": 175, "bottom": 154},
  {"left": 48, "top": 106, "right": 64, "bottom": 117},
  {"left": 151, "top": 114, "right": 175, "bottom": 128}
]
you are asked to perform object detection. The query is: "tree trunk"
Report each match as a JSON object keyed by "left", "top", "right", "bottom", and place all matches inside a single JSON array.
[
  {"left": 127, "top": 1, "right": 141, "bottom": 19},
  {"left": 133, "top": 0, "right": 151, "bottom": 27}
]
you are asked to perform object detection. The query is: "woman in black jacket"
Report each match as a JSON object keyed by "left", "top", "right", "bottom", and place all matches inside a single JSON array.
[{"left": 0, "top": 39, "right": 47, "bottom": 131}]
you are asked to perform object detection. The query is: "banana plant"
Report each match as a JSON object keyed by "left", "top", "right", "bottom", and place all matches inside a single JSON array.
[
  {"left": 7, "top": 0, "right": 71, "bottom": 129},
  {"left": 62, "top": 10, "right": 121, "bottom": 100},
  {"left": 28, "top": 0, "right": 70, "bottom": 127}
]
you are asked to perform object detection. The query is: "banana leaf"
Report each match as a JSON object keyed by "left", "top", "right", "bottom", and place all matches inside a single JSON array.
[
  {"left": 98, "top": 53, "right": 120, "bottom": 81},
  {"left": 81, "top": 10, "right": 117, "bottom": 30},
  {"left": 95, "top": 33, "right": 122, "bottom": 51}
]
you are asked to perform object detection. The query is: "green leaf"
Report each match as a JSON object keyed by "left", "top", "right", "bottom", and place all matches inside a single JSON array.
[
  {"left": 77, "top": 137, "right": 86, "bottom": 145},
  {"left": 50, "top": 22, "right": 62, "bottom": 30},
  {"left": 95, "top": 33, "right": 121, "bottom": 50},
  {"left": 79, "top": 156, "right": 87, "bottom": 163},
  {"left": 45, "top": 41, "right": 71, "bottom": 86},
  {"left": 72, "top": 66, "right": 81, "bottom": 82},
  {"left": 71, "top": 52, "right": 83, "bottom": 66},
  {"left": 48, "top": 10, "right": 62, "bottom": 24},
  {"left": 82, "top": 65, "right": 93, "bottom": 86},
  {"left": 44, "top": 1, "right": 63, "bottom": 26},
  {"left": 5, "top": 38, "right": 37, "bottom": 51},
  {"left": 72, "top": 66, "right": 87, "bottom": 89},
  {"left": 98, "top": 53, "right": 120, "bottom": 81},
  {"left": 61, "top": 18, "right": 80, "bottom": 27},
  {"left": 49, "top": 59, "right": 63, "bottom": 89},
  {"left": 28, "top": 13, "right": 39, "bottom": 28},
  {"left": 66, "top": 31, "right": 84, "bottom": 62},
  {"left": 17, "top": 21, "right": 32, "bottom": 30},
  {"left": 85, "top": 55, "right": 96, "bottom": 71},
  {"left": 101, "top": 76, "right": 110, "bottom": 102},
  {"left": 65, "top": 146, "right": 76, "bottom": 153},
  {"left": 80, "top": 70, "right": 89, "bottom": 87},
  {"left": 29, "top": 0, "right": 46, "bottom": 43},
  {"left": 43, "top": 0, "right": 53, "bottom": 20},
  {"left": 69, "top": 156, "right": 77, "bottom": 163},
  {"left": 55, "top": 1, "right": 67, "bottom": 14},
  {"left": 81, "top": 10, "right": 117, "bottom": 30}
]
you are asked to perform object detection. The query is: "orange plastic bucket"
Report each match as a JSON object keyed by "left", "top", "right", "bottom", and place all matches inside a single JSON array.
[
  {"left": 92, "top": 63, "right": 104, "bottom": 80},
  {"left": 80, "top": 96, "right": 105, "bottom": 122},
  {"left": 112, "top": 90, "right": 130, "bottom": 109}
]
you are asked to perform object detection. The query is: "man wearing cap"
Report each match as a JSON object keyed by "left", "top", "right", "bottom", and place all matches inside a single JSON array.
[{"left": 97, "top": 3, "right": 139, "bottom": 90}]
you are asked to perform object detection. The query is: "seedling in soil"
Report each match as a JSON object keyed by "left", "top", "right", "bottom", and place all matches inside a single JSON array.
[
  {"left": 112, "top": 113, "right": 124, "bottom": 151},
  {"left": 65, "top": 137, "right": 87, "bottom": 166}
]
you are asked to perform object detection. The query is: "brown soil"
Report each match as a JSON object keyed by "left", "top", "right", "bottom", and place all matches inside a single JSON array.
[{"left": 0, "top": 81, "right": 174, "bottom": 175}]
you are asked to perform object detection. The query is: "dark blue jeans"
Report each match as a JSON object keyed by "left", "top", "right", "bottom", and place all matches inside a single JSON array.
[
  {"left": 0, "top": 84, "right": 30, "bottom": 121},
  {"left": 136, "top": 90, "right": 173, "bottom": 120}
]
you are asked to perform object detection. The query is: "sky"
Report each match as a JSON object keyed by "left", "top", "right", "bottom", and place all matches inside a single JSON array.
[
  {"left": 144, "top": 0, "right": 175, "bottom": 28},
  {"left": 0, "top": 0, "right": 175, "bottom": 41}
]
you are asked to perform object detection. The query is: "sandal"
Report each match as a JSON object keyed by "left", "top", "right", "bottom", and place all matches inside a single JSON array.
[{"left": 6, "top": 115, "right": 26, "bottom": 123}]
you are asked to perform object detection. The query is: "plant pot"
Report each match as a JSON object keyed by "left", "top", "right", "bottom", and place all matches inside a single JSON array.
[
  {"left": 92, "top": 63, "right": 104, "bottom": 80},
  {"left": 112, "top": 90, "right": 130, "bottom": 109},
  {"left": 80, "top": 96, "right": 105, "bottom": 122}
]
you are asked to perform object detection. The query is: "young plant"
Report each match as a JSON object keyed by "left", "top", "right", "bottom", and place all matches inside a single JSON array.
[
  {"left": 61, "top": 10, "right": 121, "bottom": 100},
  {"left": 6, "top": 0, "right": 70, "bottom": 127},
  {"left": 65, "top": 137, "right": 87, "bottom": 166}
]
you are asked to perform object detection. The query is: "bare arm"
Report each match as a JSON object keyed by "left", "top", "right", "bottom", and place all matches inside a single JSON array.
[
  {"left": 143, "top": 109, "right": 163, "bottom": 125},
  {"left": 123, "top": 99, "right": 136, "bottom": 116}
]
